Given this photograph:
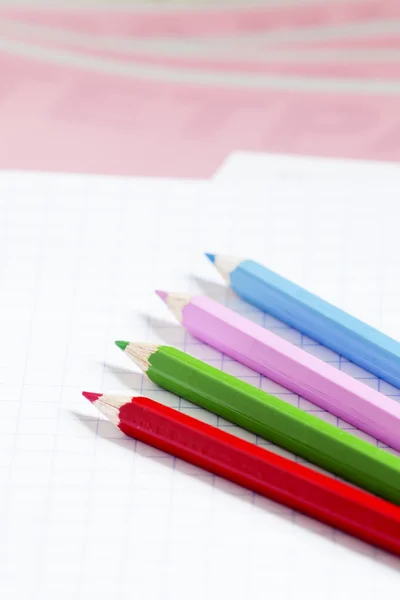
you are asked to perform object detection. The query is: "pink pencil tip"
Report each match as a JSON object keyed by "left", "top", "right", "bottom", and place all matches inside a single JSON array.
[
  {"left": 155, "top": 290, "right": 168, "bottom": 302},
  {"left": 82, "top": 392, "right": 102, "bottom": 403}
]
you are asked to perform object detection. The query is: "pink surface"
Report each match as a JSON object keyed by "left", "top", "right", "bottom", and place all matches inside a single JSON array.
[
  {"left": 4, "top": 30, "right": 400, "bottom": 80},
  {"left": 1, "top": 1, "right": 399, "bottom": 37},
  {"left": 182, "top": 295, "right": 400, "bottom": 450},
  {"left": 1, "top": 1, "right": 400, "bottom": 177},
  {"left": 1, "top": 50, "right": 400, "bottom": 178},
  {"left": 278, "top": 34, "right": 400, "bottom": 51}
]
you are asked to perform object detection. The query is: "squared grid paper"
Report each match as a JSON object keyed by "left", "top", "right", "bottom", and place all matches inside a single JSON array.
[{"left": 1, "top": 170, "right": 400, "bottom": 600}]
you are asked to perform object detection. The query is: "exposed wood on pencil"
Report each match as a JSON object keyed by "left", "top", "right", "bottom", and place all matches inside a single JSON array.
[
  {"left": 156, "top": 290, "right": 192, "bottom": 323},
  {"left": 205, "top": 252, "right": 244, "bottom": 283},
  {"left": 116, "top": 340, "right": 157, "bottom": 372}
]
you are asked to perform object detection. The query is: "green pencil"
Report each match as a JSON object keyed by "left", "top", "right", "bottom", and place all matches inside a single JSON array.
[{"left": 115, "top": 341, "right": 400, "bottom": 506}]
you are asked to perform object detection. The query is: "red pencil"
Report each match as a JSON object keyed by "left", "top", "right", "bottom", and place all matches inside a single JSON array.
[{"left": 83, "top": 391, "right": 400, "bottom": 557}]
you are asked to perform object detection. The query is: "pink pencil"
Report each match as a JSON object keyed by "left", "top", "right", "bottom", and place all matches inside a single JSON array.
[{"left": 156, "top": 291, "right": 400, "bottom": 452}]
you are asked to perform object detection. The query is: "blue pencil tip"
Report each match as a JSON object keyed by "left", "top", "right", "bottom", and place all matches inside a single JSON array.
[{"left": 205, "top": 253, "right": 216, "bottom": 263}]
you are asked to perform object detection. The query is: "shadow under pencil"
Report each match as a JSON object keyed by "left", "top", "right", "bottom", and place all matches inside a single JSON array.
[
  {"left": 137, "top": 312, "right": 185, "bottom": 346},
  {"left": 189, "top": 275, "right": 229, "bottom": 302},
  {"left": 72, "top": 409, "right": 400, "bottom": 570}
]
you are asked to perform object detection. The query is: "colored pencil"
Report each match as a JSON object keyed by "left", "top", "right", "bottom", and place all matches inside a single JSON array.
[
  {"left": 156, "top": 291, "right": 400, "bottom": 453},
  {"left": 115, "top": 341, "right": 400, "bottom": 505},
  {"left": 83, "top": 390, "right": 400, "bottom": 557},
  {"left": 205, "top": 253, "right": 400, "bottom": 389}
]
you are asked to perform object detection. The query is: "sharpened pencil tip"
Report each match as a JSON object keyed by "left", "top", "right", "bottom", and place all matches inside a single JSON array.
[
  {"left": 115, "top": 340, "right": 129, "bottom": 351},
  {"left": 82, "top": 392, "right": 102, "bottom": 403},
  {"left": 205, "top": 254, "right": 243, "bottom": 283},
  {"left": 155, "top": 290, "right": 168, "bottom": 302},
  {"left": 205, "top": 253, "right": 216, "bottom": 263},
  {"left": 121, "top": 341, "right": 159, "bottom": 372}
]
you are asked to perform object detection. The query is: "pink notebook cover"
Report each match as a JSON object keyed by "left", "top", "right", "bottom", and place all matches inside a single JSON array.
[
  {"left": 275, "top": 35, "right": 400, "bottom": 51},
  {"left": 0, "top": 1, "right": 399, "bottom": 178},
  {"left": 1, "top": 49, "right": 399, "bottom": 178},
  {"left": 2, "top": 1, "right": 399, "bottom": 37},
  {"left": 1, "top": 30, "right": 399, "bottom": 80}
]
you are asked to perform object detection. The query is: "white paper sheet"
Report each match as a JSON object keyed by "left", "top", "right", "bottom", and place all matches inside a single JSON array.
[
  {"left": 213, "top": 150, "right": 400, "bottom": 184},
  {"left": 1, "top": 170, "right": 400, "bottom": 600}
]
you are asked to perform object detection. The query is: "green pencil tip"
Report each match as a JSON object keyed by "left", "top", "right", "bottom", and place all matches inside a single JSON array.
[
  {"left": 205, "top": 253, "right": 216, "bottom": 263},
  {"left": 115, "top": 340, "right": 129, "bottom": 351}
]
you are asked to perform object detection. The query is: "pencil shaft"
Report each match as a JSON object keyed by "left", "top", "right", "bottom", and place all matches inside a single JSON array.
[
  {"left": 179, "top": 295, "right": 400, "bottom": 451},
  {"left": 226, "top": 258, "right": 400, "bottom": 389},
  {"left": 127, "top": 344, "right": 400, "bottom": 505},
  {"left": 101, "top": 394, "right": 400, "bottom": 557}
]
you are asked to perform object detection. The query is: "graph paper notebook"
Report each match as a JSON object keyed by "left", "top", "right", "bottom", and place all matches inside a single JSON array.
[{"left": 1, "top": 169, "right": 400, "bottom": 600}]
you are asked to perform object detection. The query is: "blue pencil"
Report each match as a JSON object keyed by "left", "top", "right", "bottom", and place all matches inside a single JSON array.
[{"left": 205, "top": 253, "right": 400, "bottom": 389}]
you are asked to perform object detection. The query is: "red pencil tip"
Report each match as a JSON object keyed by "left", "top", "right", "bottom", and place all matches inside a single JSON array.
[
  {"left": 155, "top": 290, "right": 168, "bottom": 302},
  {"left": 82, "top": 392, "right": 102, "bottom": 403}
]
